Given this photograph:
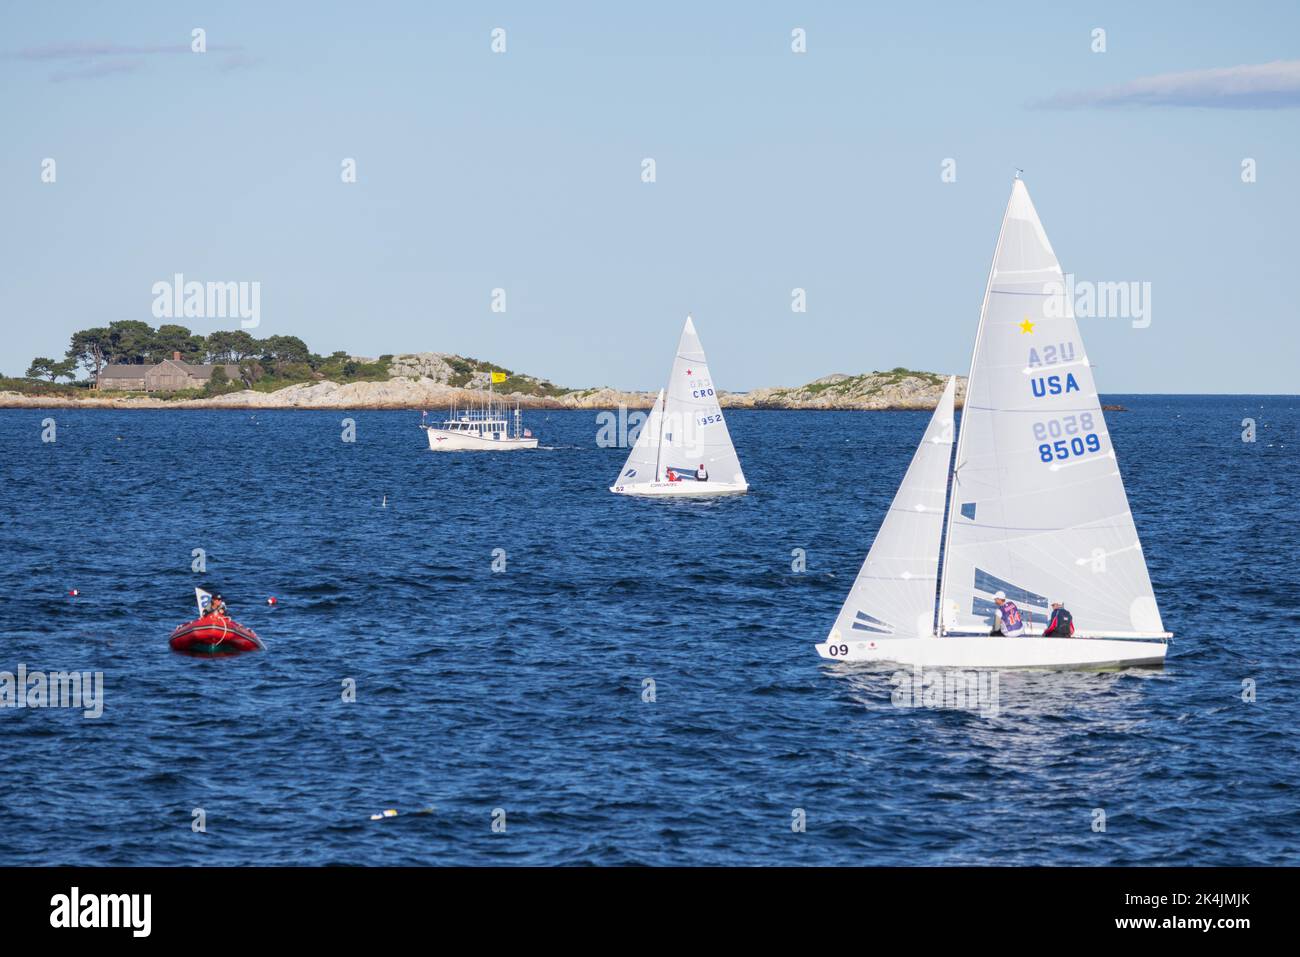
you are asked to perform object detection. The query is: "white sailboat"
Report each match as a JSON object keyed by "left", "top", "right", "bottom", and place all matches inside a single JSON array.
[
  {"left": 610, "top": 315, "right": 748, "bottom": 497},
  {"left": 817, "top": 177, "right": 1170, "bottom": 669}
]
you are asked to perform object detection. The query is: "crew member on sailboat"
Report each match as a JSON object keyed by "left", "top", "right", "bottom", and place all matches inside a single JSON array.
[
  {"left": 1043, "top": 601, "right": 1075, "bottom": 637},
  {"left": 991, "top": 592, "right": 1025, "bottom": 637}
]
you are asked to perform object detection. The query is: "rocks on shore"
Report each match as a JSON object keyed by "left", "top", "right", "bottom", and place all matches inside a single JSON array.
[
  {"left": 0, "top": 369, "right": 968, "bottom": 411},
  {"left": 385, "top": 353, "right": 457, "bottom": 383}
]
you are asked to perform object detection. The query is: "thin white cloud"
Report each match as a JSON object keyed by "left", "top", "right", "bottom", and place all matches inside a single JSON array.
[
  {"left": 16, "top": 42, "right": 195, "bottom": 59},
  {"left": 8, "top": 40, "right": 252, "bottom": 81},
  {"left": 1033, "top": 59, "right": 1300, "bottom": 109}
]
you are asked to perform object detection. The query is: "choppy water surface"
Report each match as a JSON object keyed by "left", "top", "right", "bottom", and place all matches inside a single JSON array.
[{"left": 0, "top": 397, "right": 1296, "bottom": 865}]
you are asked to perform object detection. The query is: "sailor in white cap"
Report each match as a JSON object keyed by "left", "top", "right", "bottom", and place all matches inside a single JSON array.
[{"left": 990, "top": 590, "right": 1025, "bottom": 637}]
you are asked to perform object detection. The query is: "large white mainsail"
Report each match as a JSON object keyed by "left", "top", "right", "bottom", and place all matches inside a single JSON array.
[
  {"left": 661, "top": 316, "right": 746, "bottom": 485},
  {"left": 937, "top": 178, "right": 1165, "bottom": 638},
  {"left": 828, "top": 376, "right": 956, "bottom": 642},
  {"left": 610, "top": 315, "right": 747, "bottom": 496}
]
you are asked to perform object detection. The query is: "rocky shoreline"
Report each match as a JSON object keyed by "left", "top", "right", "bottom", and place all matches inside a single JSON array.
[
  {"left": 0, "top": 371, "right": 968, "bottom": 412},
  {"left": 2, "top": 353, "right": 981, "bottom": 410},
  {"left": 0, "top": 375, "right": 1142, "bottom": 412}
]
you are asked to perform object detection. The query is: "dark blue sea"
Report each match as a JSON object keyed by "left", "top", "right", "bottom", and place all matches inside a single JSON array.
[{"left": 0, "top": 397, "right": 1296, "bottom": 866}]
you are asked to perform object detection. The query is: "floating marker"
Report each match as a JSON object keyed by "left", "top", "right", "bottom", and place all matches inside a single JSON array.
[
  {"left": 266, "top": 596, "right": 278, "bottom": 606},
  {"left": 368, "top": 806, "right": 434, "bottom": 821},
  {"left": 68, "top": 589, "right": 79, "bottom": 597}
]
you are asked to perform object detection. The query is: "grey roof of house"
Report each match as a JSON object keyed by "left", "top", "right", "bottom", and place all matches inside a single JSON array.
[{"left": 99, "top": 364, "right": 149, "bottom": 378}]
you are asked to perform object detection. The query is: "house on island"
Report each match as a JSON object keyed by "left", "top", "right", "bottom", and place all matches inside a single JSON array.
[{"left": 97, "top": 352, "right": 241, "bottom": 391}]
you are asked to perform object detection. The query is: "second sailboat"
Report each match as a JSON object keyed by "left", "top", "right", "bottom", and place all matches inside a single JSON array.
[{"left": 610, "top": 315, "right": 749, "bottom": 497}]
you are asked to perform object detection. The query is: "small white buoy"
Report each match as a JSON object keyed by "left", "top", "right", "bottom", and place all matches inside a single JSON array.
[{"left": 381, "top": 495, "right": 387, "bottom": 508}]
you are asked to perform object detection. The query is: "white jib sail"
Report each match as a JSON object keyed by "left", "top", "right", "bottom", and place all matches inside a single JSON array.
[
  {"left": 937, "top": 179, "right": 1165, "bottom": 637},
  {"left": 659, "top": 315, "right": 746, "bottom": 485},
  {"left": 613, "top": 388, "right": 665, "bottom": 487},
  {"left": 828, "top": 376, "right": 956, "bottom": 642}
]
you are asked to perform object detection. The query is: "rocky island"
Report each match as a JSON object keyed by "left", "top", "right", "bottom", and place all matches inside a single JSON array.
[{"left": 1, "top": 350, "right": 968, "bottom": 411}]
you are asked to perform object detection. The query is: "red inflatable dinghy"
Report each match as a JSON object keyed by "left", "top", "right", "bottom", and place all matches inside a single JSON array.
[{"left": 169, "top": 614, "right": 265, "bottom": 655}]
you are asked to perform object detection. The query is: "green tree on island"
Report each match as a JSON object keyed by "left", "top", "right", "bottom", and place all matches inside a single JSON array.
[
  {"left": 150, "top": 324, "right": 207, "bottom": 363},
  {"left": 37, "top": 321, "right": 398, "bottom": 392},
  {"left": 66, "top": 327, "right": 113, "bottom": 380},
  {"left": 102, "top": 320, "right": 156, "bottom": 364},
  {"left": 203, "top": 366, "right": 237, "bottom": 396},
  {"left": 206, "top": 330, "right": 260, "bottom": 363},
  {"left": 260, "top": 334, "right": 312, "bottom": 369},
  {"left": 26, "top": 357, "right": 77, "bottom": 382}
]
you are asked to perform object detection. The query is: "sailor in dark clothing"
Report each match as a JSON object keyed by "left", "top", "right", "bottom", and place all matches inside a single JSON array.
[{"left": 1043, "top": 601, "right": 1074, "bottom": 637}]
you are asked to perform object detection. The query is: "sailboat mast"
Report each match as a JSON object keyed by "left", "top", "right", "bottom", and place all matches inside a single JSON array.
[
  {"left": 654, "top": 391, "right": 665, "bottom": 481},
  {"left": 935, "top": 180, "right": 1017, "bottom": 635}
]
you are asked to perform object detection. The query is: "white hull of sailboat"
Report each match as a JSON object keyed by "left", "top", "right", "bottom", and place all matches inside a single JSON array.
[
  {"left": 814, "top": 634, "right": 1167, "bottom": 670},
  {"left": 609, "top": 480, "right": 749, "bottom": 497},
  {"left": 424, "top": 428, "right": 538, "bottom": 451}
]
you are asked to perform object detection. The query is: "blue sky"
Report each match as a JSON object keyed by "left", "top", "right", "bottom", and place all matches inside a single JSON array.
[{"left": 2, "top": 1, "right": 1297, "bottom": 392}]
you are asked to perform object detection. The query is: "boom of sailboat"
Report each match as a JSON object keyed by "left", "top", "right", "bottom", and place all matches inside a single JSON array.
[{"left": 815, "top": 177, "right": 1170, "bottom": 669}]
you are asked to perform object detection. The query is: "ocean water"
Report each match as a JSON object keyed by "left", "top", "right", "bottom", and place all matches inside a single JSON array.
[{"left": 0, "top": 397, "right": 1296, "bottom": 866}]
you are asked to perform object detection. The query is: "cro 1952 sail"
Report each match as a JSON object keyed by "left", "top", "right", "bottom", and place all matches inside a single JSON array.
[{"left": 610, "top": 315, "right": 748, "bottom": 497}]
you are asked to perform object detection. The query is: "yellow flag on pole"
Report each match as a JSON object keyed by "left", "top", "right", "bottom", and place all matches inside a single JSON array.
[{"left": 490, "top": 372, "right": 507, "bottom": 383}]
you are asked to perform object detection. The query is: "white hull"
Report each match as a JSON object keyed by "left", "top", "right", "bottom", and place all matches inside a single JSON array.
[
  {"left": 815, "top": 634, "right": 1167, "bottom": 670},
  {"left": 424, "top": 428, "right": 538, "bottom": 451},
  {"left": 610, "top": 480, "right": 748, "bottom": 497}
]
